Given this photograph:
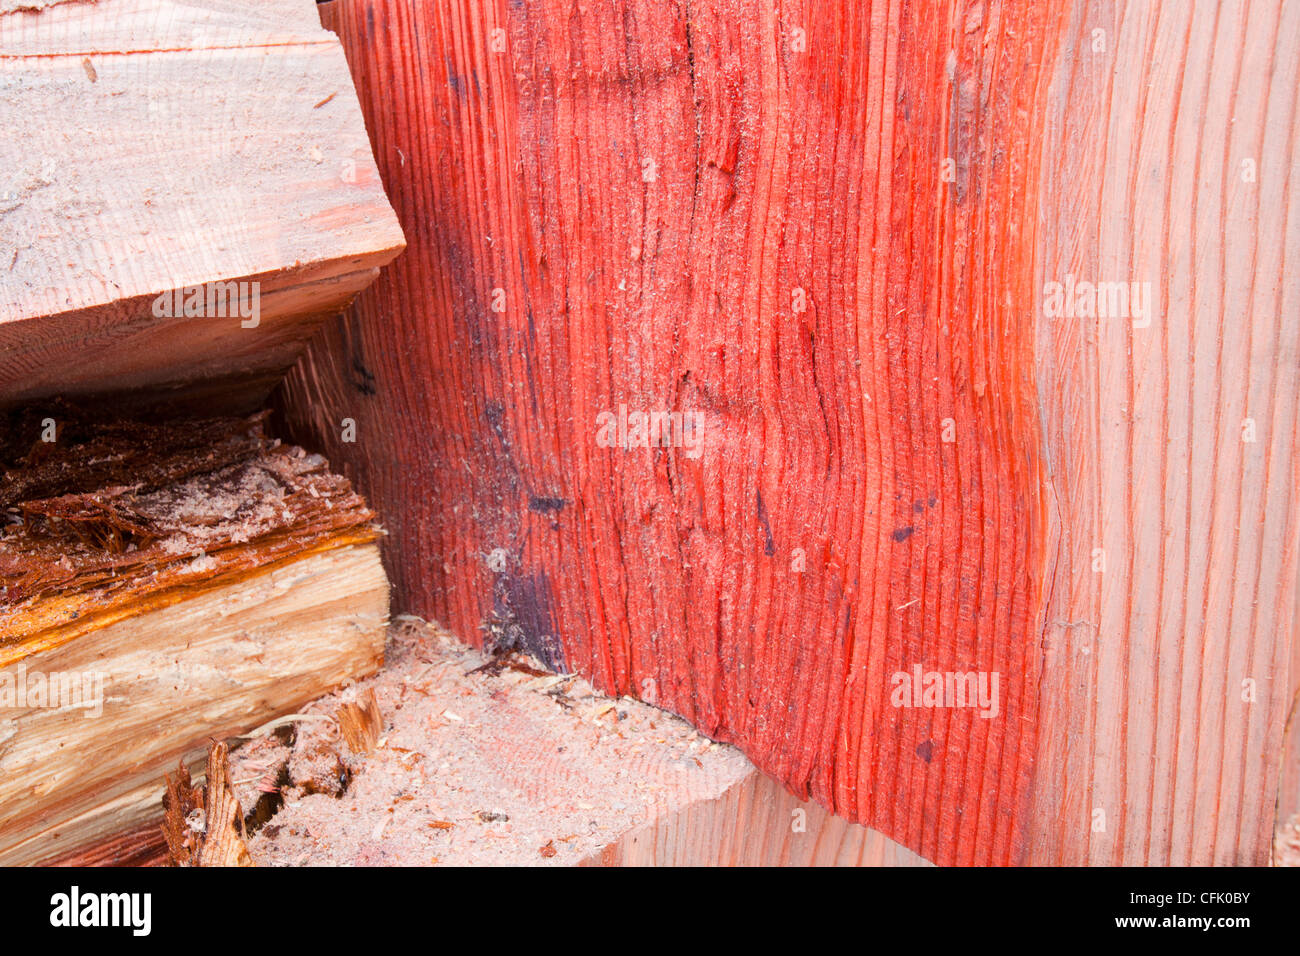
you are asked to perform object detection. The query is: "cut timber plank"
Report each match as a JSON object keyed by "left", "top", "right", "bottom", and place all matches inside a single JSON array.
[
  {"left": 0, "top": 0, "right": 404, "bottom": 411},
  {"left": 586, "top": 772, "right": 930, "bottom": 867},
  {"left": 280, "top": 0, "right": 1299, "bottom": 866},
  {"left": 0, "top": 0, "right": 329, "bottom": 54},
  {"left": 1028, "top": 0, "right": 1300, "bottom": 866},
  {"left": 243, "top": 619, "right": 926, "bottom": 867},
  {"left": 0, "top": 542, "right": 388, "bottom": 866}
]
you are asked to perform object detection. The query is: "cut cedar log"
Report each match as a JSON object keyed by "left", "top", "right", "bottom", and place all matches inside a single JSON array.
[
  {"left": 0, "top": 409, "right": 388, "bottom": 865},
  {"left": 0, "top": 0, "right": 405, "bottom": 413},
  {"left": 279, "top": 0, "right": 1300, "bottom": 865}
]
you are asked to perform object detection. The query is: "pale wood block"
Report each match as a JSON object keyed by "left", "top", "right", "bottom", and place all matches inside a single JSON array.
[{"left": 0, "top": 0, "right": 404, "bottom": 410}]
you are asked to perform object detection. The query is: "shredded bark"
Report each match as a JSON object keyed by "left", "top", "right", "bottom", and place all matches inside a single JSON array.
[
  {"left": 337, "top": 688, "right": 383, "bottom": 755},
  {"left": 0, "top": 406, "right": 379, "bottom": 657},
  {"left": 162, "top": 742, "right": 254, "bottom": 867},
  {"left": 0, "top": 401, "right": 267, "bottom": 509},
  {"left": 160, "top": 761, "right": 205, "bottom": 867}
]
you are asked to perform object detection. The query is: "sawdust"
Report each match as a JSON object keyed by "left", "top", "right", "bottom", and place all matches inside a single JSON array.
[{"left": 244, "top": 617, "right": 753, "bottom": 866}]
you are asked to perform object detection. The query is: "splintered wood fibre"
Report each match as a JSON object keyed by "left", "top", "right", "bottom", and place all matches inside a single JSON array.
[{"left": 0, "top": 407, "right": 378, "bottom": 662}]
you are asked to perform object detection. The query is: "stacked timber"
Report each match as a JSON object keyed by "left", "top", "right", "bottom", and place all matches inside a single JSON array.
[{"left": 0, "top": 0, "right": 403, "bottom": 864}]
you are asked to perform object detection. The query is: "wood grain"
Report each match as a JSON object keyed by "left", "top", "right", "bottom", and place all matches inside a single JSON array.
[
  {"left": 1030, "top": 0, "right": 1300, "bottom": 866},
  {"left": 40, "top": 820, "right": 169, "bottom": 868},
  {"left": 280, "top": 0, "right": 1053, "bottom": 865},
  {"left": 586, "top": 770, "right": 929, "bottom": 867},
  {"left": 0, "top": 0, "right": 327, "bottom": 55}
]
